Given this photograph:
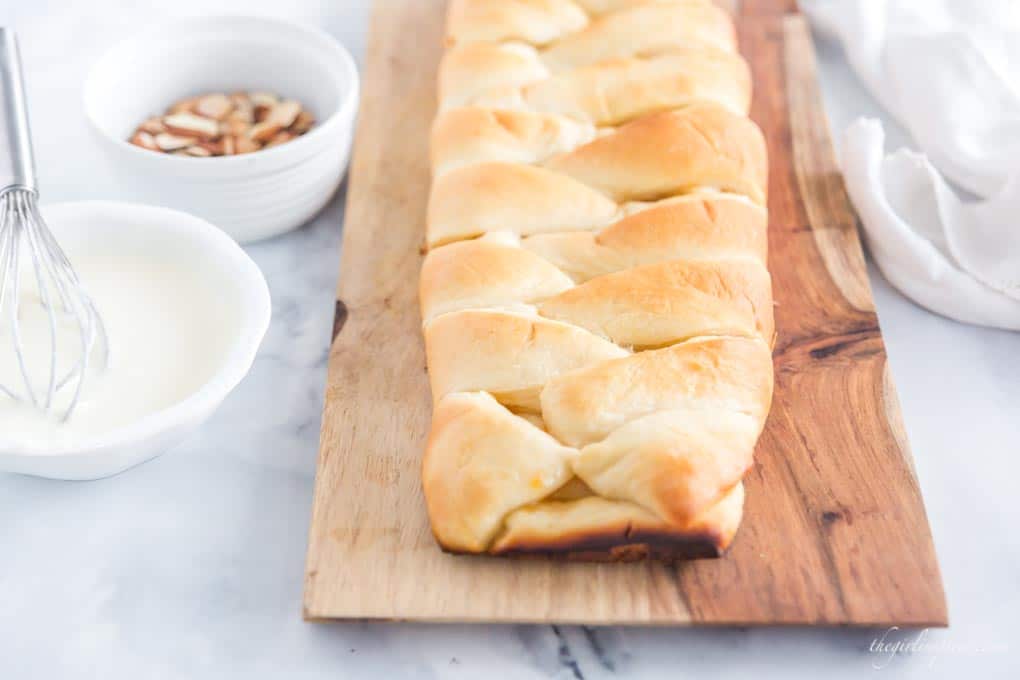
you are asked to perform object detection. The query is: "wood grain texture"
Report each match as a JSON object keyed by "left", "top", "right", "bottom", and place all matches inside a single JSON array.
[{"left": 303, "top": 0, "right": 948, "bottom": 626}]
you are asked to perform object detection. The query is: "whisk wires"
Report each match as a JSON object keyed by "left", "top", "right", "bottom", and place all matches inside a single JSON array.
[{"left": 0, "top": 187, "right": 108, "bottom": 421}]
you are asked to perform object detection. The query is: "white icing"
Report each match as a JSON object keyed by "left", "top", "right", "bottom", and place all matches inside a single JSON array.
[{"left": 0, "top": 247, "right": 237, "bottom": 450}]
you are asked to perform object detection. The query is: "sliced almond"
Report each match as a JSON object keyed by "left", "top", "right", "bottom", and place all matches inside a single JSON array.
[
  {"left": 289, "top": 110, "right": 315, "bottom": 134},
  {"left": 155, "top": 132, "right": 198, "bottom": 151},
  {"left": 250, "top": 91, "right": 278, "bottom": 108},
  {"left": 266, "top": 100, "right": 301, "bottom": 128},
  {"left": 233, "top": 135, "right": 261, "bottom": 154},
  {"left": 197, "top": 139, "right": 224, "bottom": 155},
  {"left": 138, "top": 117, "right": 167, "bottom": 135},
  {"left": 168, "top": 96, "right": 200, "bottom": 114},
  {"left": 129, "top": 131, "right": 159, "bottom": 151},
  {"left": 248, "top": 121, "right": 282, "bottom": 143},
  {"left": 195, "top": 93, "right": 233, "bottom": 120},
  {"left": 132, "top": 91, "right": 309, "bottom": 155},
  {"left": 265, "top": 130, "right": 296, "bottom": 147},
  {"left": 164, "top": 112, "right": 221, "bottom": 140},
  {"left": 221, "top": 118, "right": 250, "bottom": 137},
  {"left": 251, "top": 92, "right": 279, "bottom": 123},
  {"left": 228, "top": 94, "right": 254, "bottom": 125}
]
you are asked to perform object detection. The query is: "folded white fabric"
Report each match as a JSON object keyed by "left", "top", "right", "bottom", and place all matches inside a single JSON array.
[
  {"left": 841, "top": 120, "right": 1020, "bottom": 329},
  {"left": 803, "top": 0, "right": 1020, "bottom": 329},
  {"left": 803, "top": 0, "right": 1020, "bottom": 197}
]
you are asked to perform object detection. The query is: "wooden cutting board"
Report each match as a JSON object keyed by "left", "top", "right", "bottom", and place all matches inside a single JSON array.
[{"left": 303, "top": 0, "right": 948, "bottom": 626}]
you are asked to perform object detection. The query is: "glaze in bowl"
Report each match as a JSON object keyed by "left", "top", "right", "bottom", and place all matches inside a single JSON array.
[{"left": 0, "top": 202, "right": 271, "bottom": 479}]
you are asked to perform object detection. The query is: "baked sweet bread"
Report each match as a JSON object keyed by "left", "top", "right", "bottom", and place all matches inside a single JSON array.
[{"left": 420, "top": 0, "right": 773, "bottom": 559}]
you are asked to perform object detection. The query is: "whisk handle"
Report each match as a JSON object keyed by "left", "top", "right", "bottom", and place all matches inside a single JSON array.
[{"left": 0, "top": 28, "right": 37, "bottom": 195}]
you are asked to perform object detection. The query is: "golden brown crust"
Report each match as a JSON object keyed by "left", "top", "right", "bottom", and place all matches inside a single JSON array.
[
  {"left": 420, "top": 0, "right": 772, "bottom": 560},
  {"left": 438, "top": 45, "right": 751, "bottom": 124},
  {"left": 427, "top": 162, "right": 618, "bottom": 247},
  {"left": 537, "top": 257, "right": 774, "bottom": 347},
  {"left": 546, "top": 103, "right": 768, "bottom": 204},
  {"left": 422, "top": 392, "right": 578, "bottom": 553},
  {"left": 520, "top": 50, "right": 751, "bottom": 123},
  {"left": 490, "top": 484, "right": 745, "bottom": 557},
  {"left": 445, "top": 0, "right": 588, "bottom": 47},
  {"left": 540, "top": 335, "right": 774, "bottom": 447},
  {"left": 540, "top": 1, "right": 737, "bottom": 70},
  {"left": 419, "top": 234, "right": 575, "bottom": 320},
  {"left": 438, "top": 42, "right": 546, "bottom": 111},
  {"left": 521, "top": 194, "right": 768, "bottom": 280},
  {"left": 431, "top": 107, "right": 597, "bottom": 176},
  {"left": 446, "top": 0, "right": 736, "bottom": 57},
  {"left": 424, "top": 309, "right": 628, "bottom": 411},
  {"left": 575, "top": 410, "right": 758, "bottom": 525}
]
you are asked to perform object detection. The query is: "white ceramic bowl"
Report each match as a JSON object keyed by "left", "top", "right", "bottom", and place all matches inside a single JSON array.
[
  {"left": 0, "top": 201, "right": 271, "bottom": 480},
  {"left": 83, "top": 15, "right": 359, "bottom": 243}
]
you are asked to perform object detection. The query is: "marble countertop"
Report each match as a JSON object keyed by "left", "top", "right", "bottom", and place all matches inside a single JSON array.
[{"left": 1, "top": 1, "right": 1017, "bottom": 678}]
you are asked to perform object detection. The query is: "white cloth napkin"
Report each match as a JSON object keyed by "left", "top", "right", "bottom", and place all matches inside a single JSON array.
[{"left": 802, "top": 0, "right": 1020, "bottom": 329}]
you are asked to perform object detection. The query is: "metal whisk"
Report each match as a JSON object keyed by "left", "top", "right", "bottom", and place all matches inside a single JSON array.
[{"left": 0, "top": 28, "right": 106, "bottom": 421}]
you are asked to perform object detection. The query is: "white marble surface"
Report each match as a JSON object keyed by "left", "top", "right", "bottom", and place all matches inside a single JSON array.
[{"left": 1, "top": 1, "right": 1017, "bottom": 678}]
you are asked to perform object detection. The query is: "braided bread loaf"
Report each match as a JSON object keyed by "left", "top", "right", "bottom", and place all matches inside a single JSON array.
[{"left": 421, "top": 0, "right": 774, "bottom": 559}]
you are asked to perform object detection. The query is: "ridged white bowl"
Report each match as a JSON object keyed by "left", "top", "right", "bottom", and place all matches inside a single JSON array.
[
  {"left": 0, "top": 202, "right": 271, "bottom": 479},
  {"left": 83, "top": 15, "right": 359, "bottom": 243}
]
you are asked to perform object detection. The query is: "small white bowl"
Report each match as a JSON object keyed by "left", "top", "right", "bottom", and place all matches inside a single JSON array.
[
  {"left": 83, "top": 15, "right": 359, "bottom": 243},
  {"left": 0, "top": 201, "right": 271, "bottom": 480}
]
